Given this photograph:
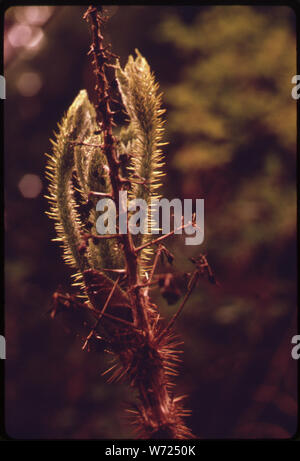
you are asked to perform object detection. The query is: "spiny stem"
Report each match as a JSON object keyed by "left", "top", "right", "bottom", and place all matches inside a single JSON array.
[{"left": 84, "top": 5, "right": 149, "bottom": 332}]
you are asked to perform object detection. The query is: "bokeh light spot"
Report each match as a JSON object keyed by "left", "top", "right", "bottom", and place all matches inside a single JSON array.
[
  {"left": 14, "top": 6, "right": 53, "bottom": 25},
  {"left": 16, "top": 72, "right": 42, "bottom": 97},
  {"left": 18, "top": 174, "right": 42, "bottom": 198},
  {"left": 8, "top": 24, "right": 32, "bottom": 47}
]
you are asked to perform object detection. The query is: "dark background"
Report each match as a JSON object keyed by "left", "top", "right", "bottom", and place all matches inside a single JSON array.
[{"left": 4, "top": 5, "right": 298, "bottom": 439}]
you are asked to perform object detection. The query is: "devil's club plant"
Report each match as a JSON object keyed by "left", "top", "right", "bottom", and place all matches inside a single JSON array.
[{"left": 46, "top": 6, "right": 215, "bottom": 439}]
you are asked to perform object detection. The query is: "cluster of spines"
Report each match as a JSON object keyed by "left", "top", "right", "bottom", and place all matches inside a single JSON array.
[
  {"left": 46, "top": 50, "right": 166, "bottom": 283},
  {"left": 128, "top": 397, "right": 194, "bottom": 439},
  {"left": 99, "top": 318, "right": 192, "bottom": 438},
  {"left": 45, "top": 90, "right": 122, "bottom": 291},
  {"left": 45, "top": 90, "right": 95, "bottom": 276},
  {"left": 116, "top": 50, "right": 167, "bottom": 273}
]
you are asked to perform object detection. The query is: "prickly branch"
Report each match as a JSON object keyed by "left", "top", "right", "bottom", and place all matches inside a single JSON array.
[{"left": 45, "top": 5, "right": 215, "bottom": 439}]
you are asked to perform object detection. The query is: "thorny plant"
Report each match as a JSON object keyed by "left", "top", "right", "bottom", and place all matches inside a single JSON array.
[{"left": 46, "top": 6, "right": 217, "bottom": 439}]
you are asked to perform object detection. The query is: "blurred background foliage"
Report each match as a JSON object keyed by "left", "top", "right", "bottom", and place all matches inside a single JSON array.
[{"left": 4, "top": 5, "right": 297, "bottom": 439}]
